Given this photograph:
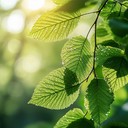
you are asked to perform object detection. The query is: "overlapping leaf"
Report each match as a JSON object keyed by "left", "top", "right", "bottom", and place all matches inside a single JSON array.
[
  {"left": 109, "top": 18, "right": 128, "bottom": 37},
  {"left": 100, "top": 0, "right": 120, "bottom": 20},
  {"left": 103, "top": 57, "right": 128, "bottom": 91},
  {"left": 96, "top": 22, "right": 114, "bottom": 44},
  {"left": 123, "top": 1, "right": 128, "bottom": 7},
  {"left": 29, "top": 68, "right": 80, "bottom": 109},
  {"left": 96, "top": 45, "right": 124, "bottom": 66},
  {"left": 61, "top": 36, "right": 93, "bottom": 82},
  {"left": 54, "top": 108, "right": 94, "bottom": 128},
  {"left": 86, "top": 79, "right": 114, "bottom": 125},
  {"left": 30, "top": 11, "right": 80, "bottom": 41}
]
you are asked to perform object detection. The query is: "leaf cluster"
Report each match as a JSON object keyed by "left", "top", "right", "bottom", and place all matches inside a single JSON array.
[{"left": 29, "top": 0, "right": 128, "bottom": 127}]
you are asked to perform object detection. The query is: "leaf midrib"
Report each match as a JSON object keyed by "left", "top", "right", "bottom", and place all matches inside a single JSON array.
[
  {"left": 31, "top": 13, "right": 80, "bottom": 34},
  {"left": 40, "top": 83, "right": 80, "bottom": 98}
]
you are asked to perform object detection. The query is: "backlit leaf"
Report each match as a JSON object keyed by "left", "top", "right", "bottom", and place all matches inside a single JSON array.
[
  {"left": 96, "top": 45, "right": 124, "bottom": 66},
  {"left": 52, "top": 0, "right": 72, "bottom": 5},
  {"left": 29, "top": 68, "right": 80, "bottom": 109},
  {"left": 61, "top": 36, "right": 93, "bottom": 82},
  {"left": 54, "top": 108, "right": 94, "bottom": 128},
  {"left": 30, "top": 11, "right": 80, "bottom": 41},
  {"left": 103, "top": 57, "right": 128, "bottom": 91}
]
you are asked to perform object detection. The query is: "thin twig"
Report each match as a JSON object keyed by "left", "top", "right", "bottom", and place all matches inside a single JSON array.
[{"left": 79, "top": 0, "right": 109, "bottom": 85}]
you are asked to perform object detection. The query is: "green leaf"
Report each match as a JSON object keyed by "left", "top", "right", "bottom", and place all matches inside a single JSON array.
[
  {"left": 96, "top": 22, "right": 114, "bottom": 44},
  {"left": 29, "top": 68, "right": 80, "bottom": 109},
  {"left": 86, "top": 79, "right": 114, "bottom": 125},
  {"left": 96, "top": 45, "right": 124, "bottom": 66},
  {"left": 124, "top": 9, "right": 128, "bottom": 19},
  {"left": 61, "top": 36, "right": 93, "bottom": 82},
  {"left": 123, "top": 1, "right": 128, "bottom": 8},
  {"left": 54, "top": 108, "right": 94, "bottom": 128},
  {"left": 100, "top": 1, "right": 121, "bottom": 19},
  {"left": 103, "top": 57, "right": 128, "bottom": 91},
  {"left": 52, "top": 0, "right": 72, "bottom": 5},
  {"left": 109, "top": 18, "right": 128, "bottom": 37},
  {"left": 30, "top": 11, "right": 80, "bottom": 41}
]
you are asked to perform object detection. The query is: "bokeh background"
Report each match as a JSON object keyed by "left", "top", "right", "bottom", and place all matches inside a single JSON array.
[{"left": 0, "top": 0, "right": 128, "bottom": 128}]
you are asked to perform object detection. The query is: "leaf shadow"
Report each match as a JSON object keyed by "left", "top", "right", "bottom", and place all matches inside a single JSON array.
[
  {"left": 103, "top": 57, "right": 128, "bottom": 78},
  {"left": 67, "top": 118, "right": 94, "bottom": 128},
  {"left": 64, "top": 68, "right": 79, "bottom": 95}
]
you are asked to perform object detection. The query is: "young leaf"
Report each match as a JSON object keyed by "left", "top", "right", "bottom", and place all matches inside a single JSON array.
[
  {"left": 30, "top": 11, "right": 80, "bottom": 41},
  {"left": 96, "top": 45, "right": 124, "bottom": 66},
  {"left": 103, "top": 57, "right": 128, "bottom": 92},
  {"left": 61, "top": 36, "right": 93, "bottom": 82},
  {"left": 54, "top": 108, "right": 94, "bottom": 128},
  {"left": 29, "top": 68, "right": 80, "bottom": 109},
  {"left": 86, "top": 79, "right": 114, "bottom": 125}
]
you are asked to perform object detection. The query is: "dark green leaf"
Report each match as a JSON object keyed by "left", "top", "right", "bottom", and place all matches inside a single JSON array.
[
  {"left": 86, "top": 79, "right": 114, "bottom": 125},
  {"left": 29, "top": 68, "right": 80, "bottom": 109},
  {"left": 124, "top": 9, "right": 128, "bottom": 19},
  {"left": 109, "top": 18, "right": 128, "bottom": 37},
  {"left": 61, "top": 36, "right": 93, "bottom": 82},
  {"left": 99, "top": 40, "right": 119, "bottom": 48}
]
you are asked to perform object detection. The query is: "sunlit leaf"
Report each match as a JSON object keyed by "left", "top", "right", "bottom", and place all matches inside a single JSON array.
[
  {"left": 96, "top": 45, "right": 124, "bottom": 66},
  {"left": 30, "top": 11, "right": 80, "bottom": 41},
  {"left": 103, "top": 57, "right": 128, "bottom": 91},
  {"left": 54, "top": 108, "right": 94, "bottom": 128},
  {"left": 61, "top": 36, "right": 93, "bottom": 82},
  {"left": 86, "top": 79, "right": 114, "bottom": 125},
  {"left": 123, "top": 1, "right": 128, "bottom": 8},
  {"left": 29, "top": 68, "right": 80, "bottom": 109},
  {"left": 52, "top": 0, "right": 72, "bottom": 5},
  {"left": 95, "top": 22, "right": 114, "bottom": 44},
  {"left": 100, "top": 0, "right": 120, "bottom": 19}
]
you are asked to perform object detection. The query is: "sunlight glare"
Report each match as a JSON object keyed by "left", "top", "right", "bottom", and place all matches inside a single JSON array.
[
  {"left": 0, "top": 0, "right": 19, "bottom": 10},
  {"left": 22, "top": 0, "right": 45, "bottom": 11},
  {"left": 3, "top": 10, "right": 25, "bottom": 34}
]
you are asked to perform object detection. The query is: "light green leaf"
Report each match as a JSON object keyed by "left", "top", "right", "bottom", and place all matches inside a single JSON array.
[
  {"left": 52, "top": 0, "right": 72, "bottom": 5},
  {"left": 96, "top": 45, "right": 124, "bottom": 66},
  {"left": 30, "top": 11, "right": 80, "bottom": 41},
  {"left": 61, "top": 36, "right": 93, "bottom": 82},
  {"left": 54, "top": 108, "right": 94, "bottom": 128},
  {"left": 29, "top": 68, "right": 80, "bottom": 109},
  {"left": 123, "top": 1, "right": 128, "bottom": 7},
  {"left": 103, "top": 57, "right": 128, "bottom": 91},
  {"left": 96, "top": 22, "right": 114, "bottom": 44},
  {"left": 86, "top": 79, "right": 114, "bottom": 125}
]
